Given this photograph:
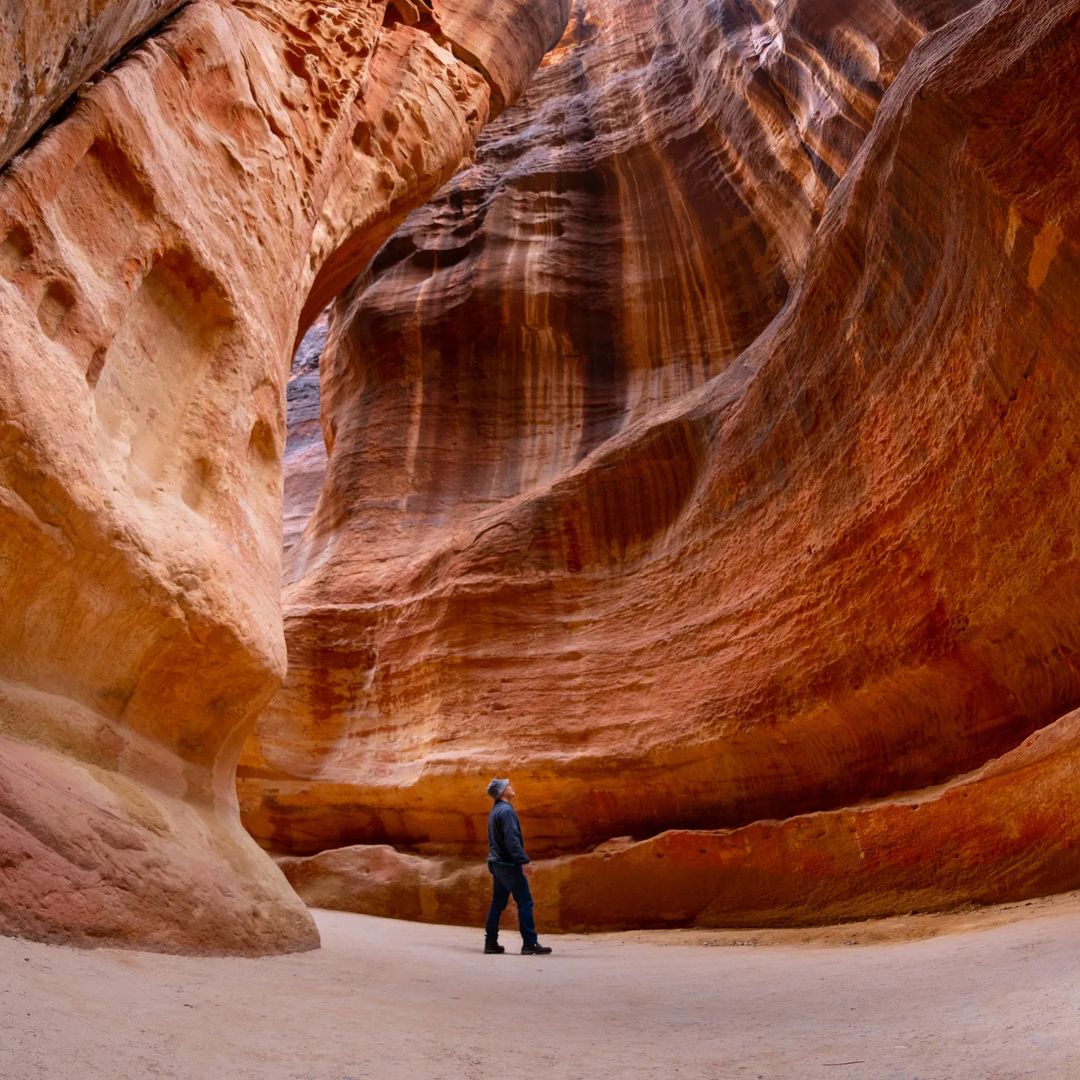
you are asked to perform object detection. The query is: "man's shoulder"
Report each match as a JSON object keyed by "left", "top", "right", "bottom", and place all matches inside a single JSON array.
[{"left": 490, "top": 800, "right": 516, "bottom": 818}]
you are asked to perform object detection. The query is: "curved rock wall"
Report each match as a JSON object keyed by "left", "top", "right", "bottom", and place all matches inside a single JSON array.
[
  {"left": 298, "top": 0, "right": 971, "bottom": 563},
  {"left": 0, "top": 0, "right": 567, "bottom": 952},
  {"left": 245, "top": 0, "right": 1080, "bottom": 928},
  {"left": 281, "top": 705, "right": 1080, "bottom": 931}
]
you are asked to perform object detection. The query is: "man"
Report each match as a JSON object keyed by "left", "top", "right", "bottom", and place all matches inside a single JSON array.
[{"left": 483, "top": 777, "right": 553, "bottom": 955}]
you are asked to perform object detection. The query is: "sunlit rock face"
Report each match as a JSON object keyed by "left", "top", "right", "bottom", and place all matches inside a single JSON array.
[
  {"left": 244, "top": 0, "right": 1080, "bottom": 928},
  {"left": 0, "top": 0, "right": 567, "bottom": 953}
]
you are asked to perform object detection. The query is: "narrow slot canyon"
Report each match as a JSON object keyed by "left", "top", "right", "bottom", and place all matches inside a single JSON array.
[{"left": 1, "top": 0, "right": 1079, "bottom": 1076}]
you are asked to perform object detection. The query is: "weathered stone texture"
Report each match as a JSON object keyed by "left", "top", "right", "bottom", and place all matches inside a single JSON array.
[
  {"left": 246, "top": 0, "right": 1080, "bottom": 928},
  {"left": 0, "top": 0, "right": 567, "bottom": 952},
  {"left": 0, "top": 0, "right": 186, "bottom": 168}
]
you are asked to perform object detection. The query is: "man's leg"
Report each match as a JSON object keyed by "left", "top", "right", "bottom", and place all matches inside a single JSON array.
[
  {"left": 506, "top": 867, "right": 537, "bottom": 947},
  {"left": 484, "top": 867, "right": 510, "bottom": 944}
]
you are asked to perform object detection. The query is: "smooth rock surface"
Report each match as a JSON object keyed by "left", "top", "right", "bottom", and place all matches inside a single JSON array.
[
  {"left": 244, "top": 0, "right": 1080, "bottom": 927},
  {"left": 282, "top": 707, "right": 1080, "bottom": 931},
  {"left": 0, "top": 0, "right": 568, "bottom": 953}
]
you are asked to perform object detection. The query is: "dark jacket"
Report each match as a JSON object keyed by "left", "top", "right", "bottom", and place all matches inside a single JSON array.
[{"left": 487, "top": 799, "right": 530, "bottom": 865}]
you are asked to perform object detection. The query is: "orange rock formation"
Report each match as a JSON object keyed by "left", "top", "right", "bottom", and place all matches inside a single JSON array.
[
  {"left": 280, "top": 706, "right": 1080, "bottom": 931},
  {"left": 0, "top": 0, "right": 567, "bottom": 952},
  {"left": 1, "top": 0, "right": 1076, "bottom": 949},
  {"left": 245, "top": 0, "right": 1080, "bottom": 929}
]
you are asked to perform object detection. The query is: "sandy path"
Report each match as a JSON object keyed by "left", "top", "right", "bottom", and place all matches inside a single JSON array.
[{"left": 3, "top": 900, "right": 1080, "bottom": 1080}]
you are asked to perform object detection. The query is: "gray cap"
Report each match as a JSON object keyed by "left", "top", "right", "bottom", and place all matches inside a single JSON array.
[{"left": 486, "top": 777, "right": 510, "bottom": 800}]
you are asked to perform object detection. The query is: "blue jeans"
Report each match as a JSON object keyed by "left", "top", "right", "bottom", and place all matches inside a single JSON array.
[{"left": 484, "top": 861, "right": 537, "bottom": 946}]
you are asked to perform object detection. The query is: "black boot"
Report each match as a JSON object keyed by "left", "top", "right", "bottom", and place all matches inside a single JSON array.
[
  {"left": 521, "top": 942, "right": 553, "bottom": 955},
  {"left": 484, "top": 940, "right": 505, "bottom": 954}
]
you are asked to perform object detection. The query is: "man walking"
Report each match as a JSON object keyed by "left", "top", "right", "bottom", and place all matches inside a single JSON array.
[{"left": 483, "top": 777, "right": 552, "bottom": 955}]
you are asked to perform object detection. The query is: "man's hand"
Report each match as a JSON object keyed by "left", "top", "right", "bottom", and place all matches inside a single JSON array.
[{"left": 522, "top": 863, "right": 533, "bottom": 878}]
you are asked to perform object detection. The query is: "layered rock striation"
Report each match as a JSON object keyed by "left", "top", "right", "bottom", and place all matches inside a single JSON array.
[
  {"left": 246, "top": 0, "right": 1080, "bottom": 928},
  {"left": 0, "top": 0, "right": 567, "bottom": 952},
  {"left": 279, "top": 706, "right": 1080, "bottom": 930}
]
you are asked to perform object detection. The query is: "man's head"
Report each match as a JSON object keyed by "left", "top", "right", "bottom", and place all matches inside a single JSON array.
[{"left": 486, "top": 777, "right": 515, "bottom": 802}]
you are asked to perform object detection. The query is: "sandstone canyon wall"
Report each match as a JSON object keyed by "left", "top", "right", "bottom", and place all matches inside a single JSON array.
[
  {"left": 0, "top": 0, "right": 567, "bottom": 952},
  {"left": 0, "top": 0, "right": 186, "bottom": 169},
  {"left": 244, "top": 0, "right": 1080, "bottom": 930}
]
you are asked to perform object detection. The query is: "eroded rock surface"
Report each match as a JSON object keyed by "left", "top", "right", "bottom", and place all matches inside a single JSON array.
[
  {"left": 0, "top": 0, "right": 567, "bottom": 952},
  {"left": 245, "top": 0, "right": 1080, "bottom": 927},
  {"left": 0, "top": 0, "right": 186, "bottom": 169}
]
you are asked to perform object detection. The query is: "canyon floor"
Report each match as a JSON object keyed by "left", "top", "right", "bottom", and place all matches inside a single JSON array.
[{"left": 4, "top": 895, "right": 1080, "bottom": 1080}]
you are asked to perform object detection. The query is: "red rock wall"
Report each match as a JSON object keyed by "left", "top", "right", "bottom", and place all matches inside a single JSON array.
[
  {"left": 281, "top": 706, "right": 1080, "bottom": 931},
  {"left": 0, "top": 0, "right": 567, "bottom": 953},
  {"left": 246, "top": 0, "right": 1080, "bottom": 928}
]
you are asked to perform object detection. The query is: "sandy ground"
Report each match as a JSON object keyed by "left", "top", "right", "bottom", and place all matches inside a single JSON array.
[{"left": 4, "top": 894, "right": 1080, "bottom": 1080}]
